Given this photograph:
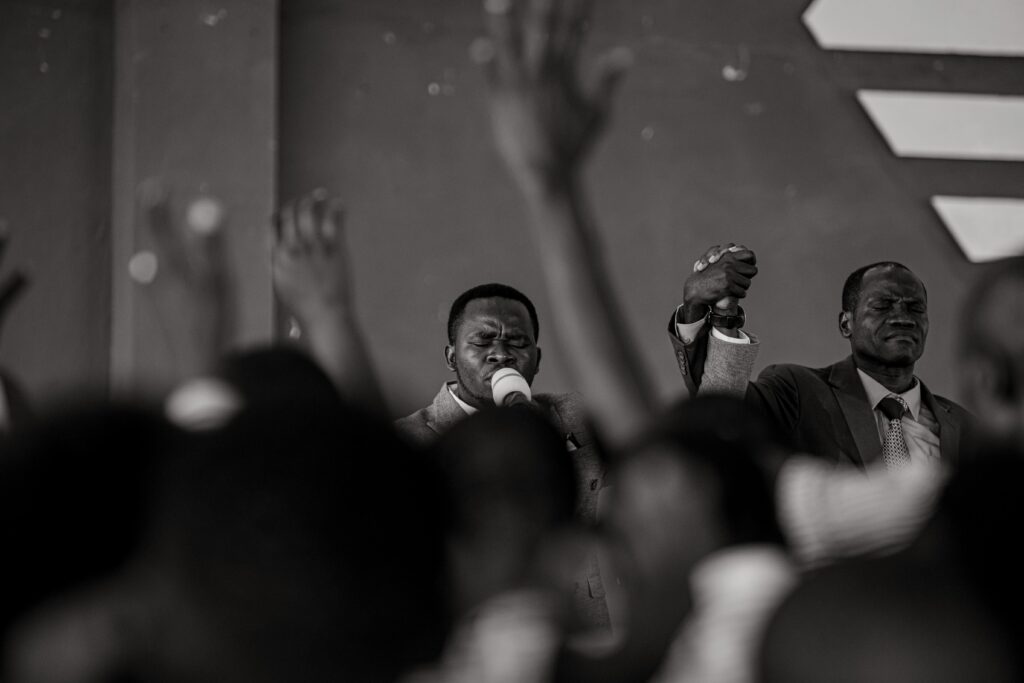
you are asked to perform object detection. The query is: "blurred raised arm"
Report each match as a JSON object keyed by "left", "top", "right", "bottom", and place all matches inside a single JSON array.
[
  {"left": 479, "top": 0, "right": 653, "bottom": 450},
  {"left": 272, "top": 190, "right": 386, "bottom": 415},
  {"left": 137, "top": 179, "right": 233, "bottom": 382},
  {"left": 0, "top": 223, "right": 29, "bottom": 343}
]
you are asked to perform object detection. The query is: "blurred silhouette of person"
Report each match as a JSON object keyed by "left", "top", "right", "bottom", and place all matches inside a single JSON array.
[
  {"left": 558, "top": 397, "right": 795, "bottom": 683},
  {"left": 758, "top": 545, "right": 1019, "bottom": 683},
  {"left": 3, "top": 181, "right": 450, "bottom": 681},
  {"left": 473, "top": 2, "right": 797, "bottom": 677},
  {"left": 959, "top": 256, "right": 1024, "bottom": 453},
  {"left": 3, "top": 352, "right": 451, "bottom": 683},
  {"left": 0, "top": 400, "right": 185, "bottom": 682},
  {"left": 146, "top": 363, "right": 451, "bottom": 683},
  {"left": 408, "top": 407, "right": 585, "bottom": 683},
  {"left": 758, "top": 453, "right": 1024, "bottom": 683}
]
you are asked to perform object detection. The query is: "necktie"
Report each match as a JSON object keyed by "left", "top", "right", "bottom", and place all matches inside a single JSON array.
[{"left": 879, "top": 395, "right": 910, "bottom": 470}]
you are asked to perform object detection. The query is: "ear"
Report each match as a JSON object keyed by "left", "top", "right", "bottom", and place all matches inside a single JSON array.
[
  {"left": 535, "top": 346, "right": 542, "bottom": 375},
  {"left": 444, "top": 345, "right": 456, "bottom": 372},
  {"left": 838, "top": 311, "right": 852, "bottom": 338}
]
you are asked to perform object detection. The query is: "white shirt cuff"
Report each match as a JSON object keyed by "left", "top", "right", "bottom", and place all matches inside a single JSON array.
[
  {"left": 711, "top": 327, "right": 750, "bottom": 344},
  {"left": 674, "top": 309, "right": 706, "bottom": 345}
]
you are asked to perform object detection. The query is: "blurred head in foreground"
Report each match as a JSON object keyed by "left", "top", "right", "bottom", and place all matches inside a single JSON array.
[
  {"left": 431, "top": 405, "right": 578, "bottom": 617},
  {"left": 3, "top": 347, "right": 450, "bottom": 682}
]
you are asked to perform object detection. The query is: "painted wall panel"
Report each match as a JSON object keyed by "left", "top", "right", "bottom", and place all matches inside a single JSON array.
[
  {"left": 0, "top": 0, "right": 113, "bottom": 403},
  {"left": 111, "top": 0, "right": 277, "bottom": 392}
]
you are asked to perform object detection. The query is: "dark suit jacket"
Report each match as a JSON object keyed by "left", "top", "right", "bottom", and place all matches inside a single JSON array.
[
  {"left": 395, "top": 383, "right": 610, "bottom": 630},
  {"left": 744, "top": 357, "right": 969, "bottom": 468},
  {"left": 668, "top": 316, "right": 971, "bottom": 468}
]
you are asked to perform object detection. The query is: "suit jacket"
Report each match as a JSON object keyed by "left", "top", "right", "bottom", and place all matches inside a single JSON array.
[
  {"left": 395, "top": 383, "right": 610, "bottom": 630},
  {"left": 669, "top": 321, "right": 971, "bottom": 468}
]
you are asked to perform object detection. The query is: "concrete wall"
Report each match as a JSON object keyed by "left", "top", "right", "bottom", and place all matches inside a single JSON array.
[
  {"left": 4, "top": 0, "right": 1018, "bottom": 413},
  {"left": 111, "top": 0, "right": 277, "bottom": 393},
  {"left": 0, "top": 0, "right": 113, "bottom": 403}
]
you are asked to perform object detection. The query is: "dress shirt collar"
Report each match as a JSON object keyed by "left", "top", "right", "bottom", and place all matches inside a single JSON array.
[
  {"left": 856, "top": 368, "right": 921, "bottom": 421},
  {"left": 447, "top": 381, "right": 478, "bottom": 416}
]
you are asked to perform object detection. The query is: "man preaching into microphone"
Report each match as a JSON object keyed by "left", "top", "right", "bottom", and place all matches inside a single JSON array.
[
  {"left": 396, "top": 282, "right": 612, "bottom": 631},
  {"left": 396, "top": 282, "right": 603, "bottom": 525},
  {"left": 396, "top": 283, "right": 583, "bottom": 441}
]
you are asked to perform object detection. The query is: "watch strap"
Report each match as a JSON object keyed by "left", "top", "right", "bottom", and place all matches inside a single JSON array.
[{"left": 709, "top": 306, "right": 745, "bottom": 330}]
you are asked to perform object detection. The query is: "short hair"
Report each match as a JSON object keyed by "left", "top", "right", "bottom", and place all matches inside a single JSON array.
[
  {"left": 446, "top": 283, "right": 539, "bottom": 344},
  {"left": 841, "top": 261, "right": 920, "bottom": 312}
]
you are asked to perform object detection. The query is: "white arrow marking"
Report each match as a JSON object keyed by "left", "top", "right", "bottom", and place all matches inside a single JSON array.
[
  {"left": 804, "top": 0, "right": 1024, "bottom": 56},
  {"left": 932, "top": 196, "right": 1024, "bottom": 263},
  {"left": 859, "top": 91, "right": 1024, "bottom": 162}
]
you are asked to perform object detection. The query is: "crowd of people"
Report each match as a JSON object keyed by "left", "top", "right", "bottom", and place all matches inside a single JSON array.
[{"left": 2, "top": 0, "right": 1023, "bottom": 681}]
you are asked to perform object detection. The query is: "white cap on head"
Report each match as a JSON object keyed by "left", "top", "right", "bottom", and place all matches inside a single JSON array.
[{"left": 491, "top": 367, "right": 532, "bottom": 406}]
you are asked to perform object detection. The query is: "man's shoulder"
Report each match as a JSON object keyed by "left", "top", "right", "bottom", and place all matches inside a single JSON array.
[
  {"left": 394, "top": 404, "right": 429, "bottom": 428},
  {"left": 534, "top": 391, "right": 590, "bottom": 439},
  {"left": 393, "top": 384, "right": 464, "bottom": 445},
  {"left": 925, "top": 389, "right": 971, "bottom": 420},
  {"left": 535, "top": 390, "right": 584, "bottom": 417},
  {"left": 394, "top": 407, "right": 437, "bottom": 445},
  {"left": 756, "top": 362, "right": 832, "bottom": 383}
]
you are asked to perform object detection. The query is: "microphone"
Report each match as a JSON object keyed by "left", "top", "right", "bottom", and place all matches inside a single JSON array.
[{"left": 491, "top": 367, "right": 533, "bottom": 407}]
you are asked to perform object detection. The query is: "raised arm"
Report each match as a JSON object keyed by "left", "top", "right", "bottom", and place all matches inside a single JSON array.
[
  {"left": 272, "top": 190, "right": 386, "bottom": 415},
  {"left": 0, "top": 224, "right": 29, "bottom": 344},
  {"left": 669, "top": 243, "right": 760, "bottom": 397},
  {"left": 0, "top": 224, "right": 32, "bottom": 429},
  {"left": 479, "top": 0, "right": 653, "bottom": 450},
  {"left": 137, "top": 179, "right": 233, "bottom": 382}
]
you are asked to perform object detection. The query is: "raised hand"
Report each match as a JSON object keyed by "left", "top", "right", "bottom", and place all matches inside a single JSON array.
[
  {"left": 271, "top": 190, "right": 385, "bottom": 414},
  {"left": 0, "top": 223, "right": 29, "bottom": 343},
  {"left": 272, "top": 189, "right": 351, "bottom": 330},
  {"left": 478, "top": 0, "right": 632, "bottom": 190},
  {"left": 136, "top": 179, "right": 233, "bottom": 379},
  {"left": 681, "top": 243, "right": 757, "bottom": 323}
]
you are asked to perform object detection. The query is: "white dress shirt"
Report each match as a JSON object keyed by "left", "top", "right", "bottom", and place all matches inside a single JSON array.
[
  {"left": 448, "top": 381, "right": 478, "bottom": 416},
  {"left": 856, "top": 369, "right": 941, "bottom": 463}
]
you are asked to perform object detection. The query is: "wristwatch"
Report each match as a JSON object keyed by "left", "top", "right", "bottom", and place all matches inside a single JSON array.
[{"left": 709, "top": 306, "right": 745, "bottom": 330}]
